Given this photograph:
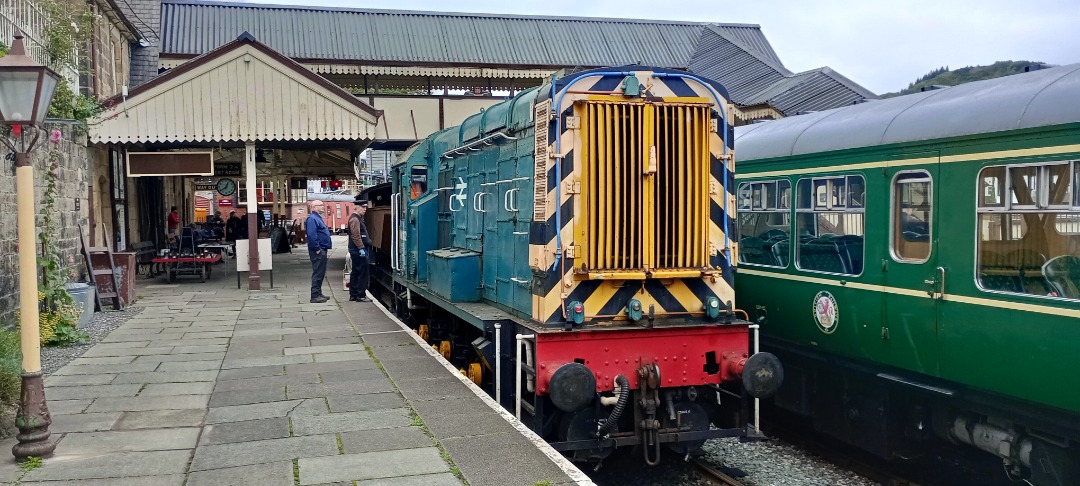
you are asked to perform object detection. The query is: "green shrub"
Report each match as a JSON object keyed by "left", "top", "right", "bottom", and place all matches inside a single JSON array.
[{"left": 0, "top": 328, "right": 22, "bottom": 405}]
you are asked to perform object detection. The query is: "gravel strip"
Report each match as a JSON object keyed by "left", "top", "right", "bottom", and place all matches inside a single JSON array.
[
  {"left": 702, "top": 437, "right": 877, "bottom": 486},
  {"left": 41, "top": 307, "right": 143, "bottom": 376},
  {"left": 587, "top": 435, "right": 876, "bottom": 486}
]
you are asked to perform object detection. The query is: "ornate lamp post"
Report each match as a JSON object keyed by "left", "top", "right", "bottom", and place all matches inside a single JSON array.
[{"left": 0, "top": 30, "right": 61, "bottom": 460}]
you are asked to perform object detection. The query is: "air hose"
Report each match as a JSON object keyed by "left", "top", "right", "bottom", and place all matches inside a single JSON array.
[{"left": 596, "top": 374, "right": 629, "bottom": 438}]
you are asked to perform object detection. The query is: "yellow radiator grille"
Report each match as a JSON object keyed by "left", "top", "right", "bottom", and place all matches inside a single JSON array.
[{"left": 579, "top": 100, "right": 711, "bottom": 276}]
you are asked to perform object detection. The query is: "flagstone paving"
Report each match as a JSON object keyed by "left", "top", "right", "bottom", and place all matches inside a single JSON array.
[{"left": 0, "top": 237, "right": 587, "bottom": 485}]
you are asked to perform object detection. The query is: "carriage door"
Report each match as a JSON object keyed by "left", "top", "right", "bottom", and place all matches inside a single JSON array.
[{"left": 882, "top": 157, "right": 941, "bottom": 375}]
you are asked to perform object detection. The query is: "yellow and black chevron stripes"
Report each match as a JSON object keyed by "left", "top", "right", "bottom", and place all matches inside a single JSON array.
[{"left": 527, "top": 71, "right": 738, "bottom": 324}]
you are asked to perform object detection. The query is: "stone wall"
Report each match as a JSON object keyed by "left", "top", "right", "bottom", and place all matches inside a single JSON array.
[{"left": 0, "top": 124, "right": 90, "bottom": 324}]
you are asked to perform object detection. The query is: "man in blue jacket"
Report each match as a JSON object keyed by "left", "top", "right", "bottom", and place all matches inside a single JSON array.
[{"left": 306, "top": 201, "right": 333, "bottom": 303}]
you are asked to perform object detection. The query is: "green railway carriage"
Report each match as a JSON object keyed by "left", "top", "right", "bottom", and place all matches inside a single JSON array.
[{"left": 734, "top": 64, "right": 1080, "bottom": 485}]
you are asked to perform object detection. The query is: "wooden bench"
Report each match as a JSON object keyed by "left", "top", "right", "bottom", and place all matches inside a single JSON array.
[{"left": 132, "top": 241, "right": 160, "bottom": 276}]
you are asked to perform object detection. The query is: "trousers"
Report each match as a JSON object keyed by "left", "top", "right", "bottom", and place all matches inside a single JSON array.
[
  {"left": 309, "top": 248, "right": 328, "bottom": 299},
  {"left": 349, "top": 247, "right": 369, "bottom": 299}
]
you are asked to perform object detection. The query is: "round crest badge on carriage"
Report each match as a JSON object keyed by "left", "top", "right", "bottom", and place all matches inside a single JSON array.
[{"left": 812, "top": 291, "right": 839, "bottom": 334}]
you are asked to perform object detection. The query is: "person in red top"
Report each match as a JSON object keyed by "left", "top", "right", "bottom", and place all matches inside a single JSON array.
[{"left": 168, "top": 206, "right": 180, "bottom": 238}]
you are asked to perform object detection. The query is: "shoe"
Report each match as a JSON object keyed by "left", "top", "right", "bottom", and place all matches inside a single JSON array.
[
  {"left": 357, "top": 297, "right": 370, "bottom": 303},
  {"left": 310, "top": 296, "right": 329, "bottom": 304}
]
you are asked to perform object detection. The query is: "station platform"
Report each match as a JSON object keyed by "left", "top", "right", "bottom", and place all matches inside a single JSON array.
[{"left": 0, "top": 237, "right": 593, "bottom": 486}]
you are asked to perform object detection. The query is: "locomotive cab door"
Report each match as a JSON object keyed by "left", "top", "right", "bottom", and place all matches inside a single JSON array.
[{"left": 881, "top": 156, "right": 942, "bottom": 376}]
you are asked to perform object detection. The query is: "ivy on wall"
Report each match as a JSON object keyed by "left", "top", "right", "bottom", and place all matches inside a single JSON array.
[
  {"left": 38, "top": 0, "right": 95, "bottom": 72},
  {"left": 26, "top": 0, "right": 105, "bottom": 128}
]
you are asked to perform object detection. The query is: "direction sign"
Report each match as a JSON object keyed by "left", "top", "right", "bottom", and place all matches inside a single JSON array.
[{"left": 215, "top": 162, "right": 242, "bottom": 177}]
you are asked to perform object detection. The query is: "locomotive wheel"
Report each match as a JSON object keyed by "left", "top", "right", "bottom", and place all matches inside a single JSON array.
[
  {"left": 562, "top": 408, "right": 613, "bottom": 462},
  {"left": 467, "top": 363, "right": 482, "bottom": 385},
  {"left": 666, "top": 402, "right": 710, "bottom": 456},
  {"left": 417, "top": 324, "right": 429, "bottom": 342},
  {"left": 439, "top": 340, "right": 452, "bottom": 359}
]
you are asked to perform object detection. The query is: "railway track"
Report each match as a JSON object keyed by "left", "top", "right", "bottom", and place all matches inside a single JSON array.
[
  {"left": 690, "top": 457, "right": 744, "bottom": 486},
  {"left": 760, "top": 411, "right": 1014, "bottom": 486}
]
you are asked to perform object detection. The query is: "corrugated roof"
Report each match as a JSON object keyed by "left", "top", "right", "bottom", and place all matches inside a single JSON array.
[
  {"left": 741, "top": 67, "right": 875, "bottom": 115},
  {"left": 735, "top": 63, "right": 1080, "bottom": 161},
  {"left": 161, "top": 1, "right": 710, "bottom": 67},
  {"left": 687, "top": 28, "right": 788, "bottom": 103},
  {"left": 154, "top": 0, "right": 877, "bottom": 115}
]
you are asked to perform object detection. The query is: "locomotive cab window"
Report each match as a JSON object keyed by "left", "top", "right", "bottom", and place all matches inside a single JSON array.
[
  {"left": 738, "top": 180, "right": 791, "bottom": 267},
  {"left": 794, "top": 175, "right": 865, "bottom": 275},
  {"left": 892, "top": 171, "right": 933, "bottom": 262},
  {"left": 410, "top": 166, "right": 428, "bottom": 200},
  {"left": 977, "top": 161, "right": 1080, "bottom": 299}
]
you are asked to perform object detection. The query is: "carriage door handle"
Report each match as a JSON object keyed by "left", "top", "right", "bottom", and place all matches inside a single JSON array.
[
  {"left": 936, "top": 266, "right": 946, "bottom": 300},
  {"left": 924, "top": 267, "right": 946, "bottom": 299}
]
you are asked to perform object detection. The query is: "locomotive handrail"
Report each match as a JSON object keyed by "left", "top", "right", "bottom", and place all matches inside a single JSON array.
[
  {"left": 507, "top": 188, "right": 520, "bottom": 212},
  {"left": 391, "top": 192, "right": 398, "bottom": 271},
  {"left": 440, "top": 131, "right": 517, "bottom": 159},
  {"left": 473, "top": 191, "right": 489, "bottom": 213}
]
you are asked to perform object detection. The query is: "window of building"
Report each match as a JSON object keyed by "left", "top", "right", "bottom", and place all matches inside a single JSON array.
[
  {"left": 737, "top": 179, "right": 791, "bottom": 267},
  {"left": 892, "top": 171, "right": 933, "bottom": 262},
  {"left": 976, "top": 161, "right": 1080, "bottom": 299},
  {"left": 794, "top": 175, "right": 865, "bottom": 275},
  {"left": 236, "top": 179, "right": 276, "bottom": 204}
]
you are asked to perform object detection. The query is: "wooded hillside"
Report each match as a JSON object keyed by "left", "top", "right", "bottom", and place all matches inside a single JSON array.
[{"left": 882, "top": 61, "right": 1046, "bottom": 98}]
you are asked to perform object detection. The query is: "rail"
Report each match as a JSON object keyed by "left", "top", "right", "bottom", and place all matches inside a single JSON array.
[{"left": 690, "top": 457, "right": 745, "bottom": 486}]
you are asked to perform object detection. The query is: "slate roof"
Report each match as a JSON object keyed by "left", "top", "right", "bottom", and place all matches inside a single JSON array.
[{"left": 148, "top": 0, "right": 877, "bottom": 115}]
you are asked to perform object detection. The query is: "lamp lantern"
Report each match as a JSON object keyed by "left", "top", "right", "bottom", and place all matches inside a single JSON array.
[
  {"left": 0, "top": 30, "right": 61, "bottom": 126},
  {"left": 0, "top": 29, "right": 61, "bottom": 461}
]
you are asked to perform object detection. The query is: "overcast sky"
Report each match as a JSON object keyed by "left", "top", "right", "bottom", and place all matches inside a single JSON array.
[{"left": 233, "top": 0, "right": 1080, "bottom": 95}]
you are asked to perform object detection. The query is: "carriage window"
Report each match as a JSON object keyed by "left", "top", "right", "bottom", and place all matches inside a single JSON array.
[
  {"left": 794, "top": 175, "right": 865, "bottom": 275},
  {"left": 981, "top": 167, "right": 1005, "bottom": 207},
  {"left": 1048, "top": 163, "right": 1071, "bottom": 208},
  {"left": 892, "top": 171, "right": 933, "bottom": 262},
  {"left": 737, "top": 180, "right": 791, "bottom": 267},
  {"left": 977, "top": 162, "right": 1080, "bottom": 299},
  {"left": 1074, "top": 161, "right": 1080, "bottom": 207}
]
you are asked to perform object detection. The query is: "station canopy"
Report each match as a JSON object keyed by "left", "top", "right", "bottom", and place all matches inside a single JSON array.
[{"left": 89, "top": 32, "right": 381, "bottom": 147}]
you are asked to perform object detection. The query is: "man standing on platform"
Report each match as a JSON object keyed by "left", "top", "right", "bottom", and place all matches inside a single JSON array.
[
  {"left": 347, "top": 199, "right": 373, "bottom": 302},
  {"left": 225, "top": 210, "right": 240, "bottom": 242},
  {"left": 167, "top": 206, "right": 180, "bottom": 238},
  {"left": 306, "top": 201, "right": 332, "bottom": 304}
]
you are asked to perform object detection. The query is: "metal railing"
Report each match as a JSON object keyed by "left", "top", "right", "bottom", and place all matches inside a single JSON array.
[{"left": 0, "top": 0, "right": 82, "bottom": 90}]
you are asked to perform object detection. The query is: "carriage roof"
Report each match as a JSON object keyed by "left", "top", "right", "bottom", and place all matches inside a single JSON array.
[{"left": 735, "top": 63, "right": 1080, "bottom": 161}]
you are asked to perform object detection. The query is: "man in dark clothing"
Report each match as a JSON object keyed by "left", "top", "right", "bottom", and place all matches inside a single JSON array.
[
  {"left": 348, "top": 200, "right": 373, "bottom": 302},
  {"left": 225, "top": 211, "right": 240, "bottom": 242},
  {"left": 237, "top": 214, "right": 249, "bottom": 240},
  {"left": 306, "top": 201, "right": 333, "bottom": 304}
]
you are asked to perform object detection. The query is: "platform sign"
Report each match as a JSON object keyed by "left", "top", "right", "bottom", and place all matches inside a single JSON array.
[
  {"left": 127, "top": 151, "right": 213, "bottom": 177},
  {"left": 215, "top": 162, "right": 242, "bottom": 177}
]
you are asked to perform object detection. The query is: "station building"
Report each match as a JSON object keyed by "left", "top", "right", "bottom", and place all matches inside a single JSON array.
[{"left": 2, "top": 0, "right": 877, "bottom": 297}]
